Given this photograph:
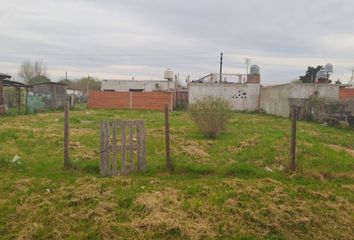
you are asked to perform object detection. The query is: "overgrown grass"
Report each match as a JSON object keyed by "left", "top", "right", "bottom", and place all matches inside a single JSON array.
[{"left": 0, "top": 108, "right": 353, "bottom": 239}]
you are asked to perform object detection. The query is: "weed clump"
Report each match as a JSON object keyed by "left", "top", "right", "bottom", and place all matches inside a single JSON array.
[{"left": 188, "top": 96, "right": 233, "bottom": 138}]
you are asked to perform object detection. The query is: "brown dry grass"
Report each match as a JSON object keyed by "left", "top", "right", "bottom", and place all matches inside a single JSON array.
[
  {"left": 1, "top": 176, "right": 353, "bottom": 240},
  {"left": 228, "top": 135, "right": 260, "bottom": 154},
  {"left": 5, "top": 177, "right": 120, "bottom": 239},
  {"left": 328, "top": 144, "right": 354, "bottom": 157},
  {"left": 221, "top": 178, "right": 354, "bottom": 240},
  {"left": 132, "top": 188, "right": 216, "bottom": 240}
]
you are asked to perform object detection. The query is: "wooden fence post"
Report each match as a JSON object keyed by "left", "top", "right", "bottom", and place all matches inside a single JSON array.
[
  {"left": 129, "top": 121, "right": 134, "bottom": 171},
  {"left": 17, "top": 87, "right": 21, "bottom": 114},
  {"left": 290, "top": 105, "right": 297, "bottom": 172},
  {"left": 25, "top": 87, "right": 28, "bottom": 114},
  {"left": 64, "top": 96, "right": 70, "bottom": 169},
  {"left": 165, "top": 104, "right": 174, "bottom": 171},
  {"left": 141, "top": 120, "right": 147, "bottom": 170},
  {"left": 100, "top": 121, "right": 105, "bottom": 175}
]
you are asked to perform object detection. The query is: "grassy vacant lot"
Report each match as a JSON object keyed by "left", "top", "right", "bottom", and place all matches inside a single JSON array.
[{"left": 0, "top": 107, "right": 353, "bottom": 240}]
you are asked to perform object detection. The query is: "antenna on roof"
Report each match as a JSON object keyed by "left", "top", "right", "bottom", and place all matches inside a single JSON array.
[
  {"left": 245, "top": 58, "right": 251, "bottom": 75},
  {"left": 349, "top": 67, "right": 354, "bottom": 84}
]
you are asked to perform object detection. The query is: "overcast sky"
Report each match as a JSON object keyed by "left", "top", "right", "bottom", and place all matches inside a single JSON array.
[{"left": 1, "top": 0, "right": 354, "bottom": 84}]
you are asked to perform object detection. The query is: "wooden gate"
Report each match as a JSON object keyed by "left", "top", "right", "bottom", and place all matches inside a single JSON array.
[{"left": 100, "top": 120, "right": 146, "bottom": 176}]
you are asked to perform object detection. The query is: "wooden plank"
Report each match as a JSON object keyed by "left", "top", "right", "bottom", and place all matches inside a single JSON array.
[
  {"left": 17, "top": 87, "right": 21, "bottom": 114},
  {"left": 25, "top": 87, "right": 29, "bottom": 114},
  {"left": 99, "top": 121, "right": 105, "bottom": 176},
  {"left": 64, "top": 96, "right": 70, "bottom": 169},
  {"left": 141, "top": 120, "right": 147, "bottom": 170},
  {"left": 121, "top": 121, "right": 127, "bottom": 174},
  {"left": 104, "top": 121, "right": 110, "bottom": 176},
  {"left": 112, "top": 121, "right": 118, "bottom": 175},
  {"left": 129, "top": 121, "right": 134, "bottom": 171},
  {"left": 136, "top": 121, "right": 142, "bottom": 170}
]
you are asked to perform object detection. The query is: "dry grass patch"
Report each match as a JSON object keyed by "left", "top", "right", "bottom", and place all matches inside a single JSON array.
[
  {"left": 221, "top": 178, "right": 354, "bottom": 240},
  {"left": 5, "top": 177, "right": 123, "bottom": 239},
  {"left": 228, "top": 135, "right": 260, "bottom": 154},
  {"left": 132, "top": 188, "right": 216, "bottom": 240},
  {"left": 328, "top": 144, "right": 354, "bottom": 157}
]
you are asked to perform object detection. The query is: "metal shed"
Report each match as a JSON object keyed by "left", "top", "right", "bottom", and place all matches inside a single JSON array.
[{"left": 30, "top": 82, "right": 66, "bottom": 110}]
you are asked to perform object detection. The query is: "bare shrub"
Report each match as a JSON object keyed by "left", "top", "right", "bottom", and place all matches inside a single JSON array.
[{"left": 188, "top": 96, "right": 233, "bottom": 138}]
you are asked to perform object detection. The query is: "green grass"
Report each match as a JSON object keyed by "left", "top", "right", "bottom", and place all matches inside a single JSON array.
[{"left": 0, "top": 108, "right": 353, "bottom": 239}]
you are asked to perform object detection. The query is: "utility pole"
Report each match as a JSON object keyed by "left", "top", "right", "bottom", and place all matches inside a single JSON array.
[
  {"left": 290, "top": 105, "right": 297, "bottom": 172},
  {"left": 64, "top": 94, "right": 70, "bottom": 169},
  {"left": 65, "top": 71, "right": 68, "bottom": 81},
  {"left": 245, "top": 58, "right": 251, "bottom": 75},
  {"left": 86, "top": 75, "right": 90, "bottom": 105},
  {"left": 219, "top": 53, "right": 223, "bottom": 83}
]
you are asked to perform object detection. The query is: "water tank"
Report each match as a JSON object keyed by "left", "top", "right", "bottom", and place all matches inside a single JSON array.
[
  {"left": 164, "top": 68, "right": 174, "bottom": 81},
  {"left": 324, "top": 63, "right": 333, "bottom": 73},
  {"left": 317, "top": 68, "right": 328, "bottom": 79},
  {"left": 250, "top": 65, "right": 260, "bottom": 75}
]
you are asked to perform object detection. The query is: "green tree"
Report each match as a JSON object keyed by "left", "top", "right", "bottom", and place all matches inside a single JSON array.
[
  {"left": 299, "top": 66, "right": 322, "bottom": 83},
  {"left": 58, "top": 76, "right": 101, "bottom": 94},
  {"left": 58, "top": 78, "right": 75, "bottom": 89},
  {"left": 28, "top": 75, "right": 51, "bottom": 85},
  {"left": 76, "top": 77, "right": 101, "bottom": 95}
]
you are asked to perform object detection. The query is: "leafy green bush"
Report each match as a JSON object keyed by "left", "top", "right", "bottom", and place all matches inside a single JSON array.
[{"left": 188, "top": 96, "right": 233, "bottom": 138}]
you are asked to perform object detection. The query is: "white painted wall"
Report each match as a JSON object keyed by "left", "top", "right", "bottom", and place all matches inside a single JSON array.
[
  {"left": 260, "top": 83, "right": 340, "bottom": 117},
  {"left": 188, "top": 83, "right": 260, "bottom": 111},
  {"left": 101, "top": 80, "right": 175, "bottom": 92}
]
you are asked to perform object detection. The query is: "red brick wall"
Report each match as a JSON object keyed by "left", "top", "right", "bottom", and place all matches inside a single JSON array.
[
  {"left": 246, "top": 74, "right": 260, "bottom": 84},
  {"left": 88, "top": 91, "right": 130, "bottom": 109},
  {"left": 88, "top": 91, "right": 173, "bottom": 111},
  {"left": 339, "top": 88, "right": 354, "bottom": 99}
]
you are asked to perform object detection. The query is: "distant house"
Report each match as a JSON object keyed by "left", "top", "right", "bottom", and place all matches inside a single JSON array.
[
  {"left": 188, "top": 71, "right": 261, "bottom": 111},
  {"left": 101, "top": 79, "right": 175, "bottom": 92},
  {"left": 67, "top": 89, "right": 83, "bottom": 97}
]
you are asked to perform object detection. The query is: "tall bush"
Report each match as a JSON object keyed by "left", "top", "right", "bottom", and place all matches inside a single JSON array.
[{"left": 188, "top": 96, "right": 233, "bottom": 138}]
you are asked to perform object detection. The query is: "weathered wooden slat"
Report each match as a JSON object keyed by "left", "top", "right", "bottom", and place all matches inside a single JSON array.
[
  {"left": 100, "top": 121, "right": 105, "bottom": 176},
  {"left": 136, "top": 121, "right": 142, "bottom": 170},
  {"left": 121, "top": 122, "right": 127, "bottom": 174},
  {"left": 99, "top": 119, "right": 146, "bottom": 176},
  {"left": 141, "top": 121, "right": 147, "bottom": 170},
  {"left": 104, "top": 121, "right": 110, "bottom": 176},
  {"left": 129, "top": 121, "right": 134, "bottom": 171},
  {"left": 112, "top": 121, "right": 118, "bottom": 175}
]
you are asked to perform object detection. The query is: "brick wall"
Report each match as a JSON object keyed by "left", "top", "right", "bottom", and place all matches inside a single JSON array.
[
  {"left": 339, "top": 88, "right": 354, "bottom": 99},
  {"left": 88, "top": 91, "right": 173, "bottom": 111},
  {"left": 246, "top": 74, "right": 260, "bottom": 84}
]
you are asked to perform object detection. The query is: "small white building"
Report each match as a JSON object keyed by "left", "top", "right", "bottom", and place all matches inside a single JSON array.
[
  {"left": 188, "top": 82, "right": 261, "bottom": 111},
  {"left": 101, "top": 79, "right": 175, "bottom": 92},
  {"left": 66, "top": 89, "right": 83, "bottom": 97}
]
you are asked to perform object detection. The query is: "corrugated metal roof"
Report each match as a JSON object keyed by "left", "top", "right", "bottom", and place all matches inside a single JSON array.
[{"left": 0, "top": 73, "right": 11, "bottom": 80}]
